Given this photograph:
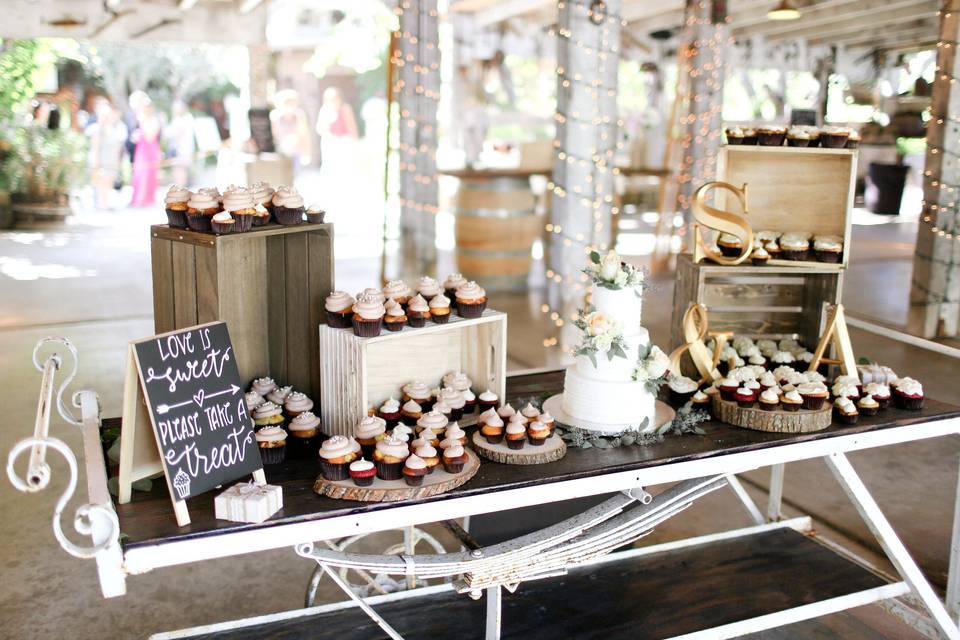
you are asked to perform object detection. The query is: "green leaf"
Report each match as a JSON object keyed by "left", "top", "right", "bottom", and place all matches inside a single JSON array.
[
  {"left": 589, "top": 250, "right": 601, "bottom": 264},
  {"left": 588, "top": 351, "right": 598, "bottom": 368}
]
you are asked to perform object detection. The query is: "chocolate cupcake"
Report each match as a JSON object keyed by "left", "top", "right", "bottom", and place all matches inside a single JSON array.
[
  {"left": 717, "top": 232, "right": 744, "bottom": 258},
  {"left": 271, "top": 186, "right": 305, "bottom": 225},
  {"left": 325, "top": 291, "right": 355, "bottom": 329},
  {"left": 403, "top": 381, "right": 434, "bottom": 412},
  {"left": 527, "top": 420, "right": 550, "bottom": 446},
  {"left": 429, "top": 293, "right": 452, "bottom": 324},
  {"left": 373, "top": 436, "right": 409, "bottom": 481},
  {"left": 780, "top": 234, "right": 810, "bottom": 261},
  {"left": 255, "top": 425, "right": 287, "bottom": 465},
  {"left": 478, "top": 389, "right": 500, "bottom": 413},
  {"left": 443, "top": 444, "right": 468, "bottom": 474},
  {"left": 834, "top": 397, "right": 859, "bottom": 425},
  {"left": 813, "top": 236, "right": 843, "bottom": 263},
  {"left": 443, "top": 273, "right": 467, "bottom": 302},
  {"left": 186, "top": 190, "right": 218, "bottom": 232},
  {"left": 400, "top": 399, "right": 423, "bottom": 426},
  {"left": 319, "top": 435, "right": 359, "bottom": 481},
  {"left": 781, "top": 389, "right": 802, "bottom": 412},
  {"left": 751, "top": 246, "right": 770, "bottom": 266},
  {"left": 383, "top": 280, "right": 413, "bottom": 307},
  {"left": 223, "top": 185, "right": 255, "bottom": 232},
  {"left": 305, "top": 206, "right": 325, "bottom": 224},
  {"left": 383, "top": 301, "right": 407, "bottom": 331},
  {"left": 725, "top": 126, "right": 745, "bottom": 145},
  {"left": 163, "top": 185, "right": 191, "bottom": 228},
  {"left": 355, "top": 415, "right": 387, "bottom": 458},
  {"left": 352, "top": 294, "right": 385, "bottom": 337},
  {"left": 406, "top": 294, "right": 431, "bottom": 327},
  {"left": 757, "top": 126, "right": 786, "bottom": 146},
  {"left": 819, "top": 126, "right": 850, "bottom": 149},
  {"left": 455, "top": 281, "right": 487, "bottom": 318},
  {"left": 857, "top": 395, "right": 879, "bottom": 417},
  {"left": 667, "top": 375, "right": 698, "bottom": 406},
  {"left": 798, "top": 382, "right": 829, "bottom": 410},
  {"left": 402, "top": 454, "right": 428, "bottom": 486},
  {"left": 505, "top": 420, "right": 527, "bottom": 450},
  {"left": 786, "top": 126, "right": 814, "bottom": 147},
  {"left": 349, "top": 458, "right": 376, "bottom": 487},
  {"left": 758, "top": 388, "right": 779, "bottom": 411}
]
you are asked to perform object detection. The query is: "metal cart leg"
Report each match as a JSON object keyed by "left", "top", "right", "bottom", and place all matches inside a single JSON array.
[
  {"left": 825, "top": 452, "right": 960, "bottom": 640},
  {"left": 767, "top": 464, "right": 785, "bottom": 522},
  {"left": 947, "top": 460, "right": 960, "bottom": 624},
  {"left": 319, "top": 562, "right": 406, "bottom": 640},
  {"left": 725, "top": 474, "right": 765, "bottom": 525},
  {"left": 485, "top": 585, "right": 502, "bottom": 640}
]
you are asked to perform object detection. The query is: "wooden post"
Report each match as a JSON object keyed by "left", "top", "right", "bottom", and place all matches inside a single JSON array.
[
  {"left": 548, "top": 0, "right": 622, "bottom": 340},
  {"left": 909, "top": 0, "right": 960, "bottom": 338},
  {"left": 674, "top": 0, "right": 729, "bottom": 227}
]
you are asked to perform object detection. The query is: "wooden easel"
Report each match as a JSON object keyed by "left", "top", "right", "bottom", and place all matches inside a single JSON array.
[
  {"left": 118, "top": 328, "right": 265, "bottom": 527},
  {"left": 806, "top": 304, "right": 858, "bottom": 379}
]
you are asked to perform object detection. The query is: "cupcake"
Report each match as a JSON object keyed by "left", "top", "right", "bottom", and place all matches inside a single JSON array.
[
  {"left": 751, "top": 246, "right": 770, "bottom": 266},
  {"left": 757, "top": 125, "right": 786, "bottom": 146},
  {"left": 781, "top": 389, "right": 803, "bottom": 411},
  {"left": 349, "top": 458, "right": 376, "bottom": 487},
  {"left": 417, "top": 410, "right": 449, "bottom": 437},
  {"left": 378, "top": 397, "right": 401, "bottom": 427},
  {"left": 667, "top": 375, "right": 698, "bottom": 406},
  {"left": 443, "top": 371, "right": 473, "bottom": 392},
  {"left": 520, "top": 402, "right": 540, "bottom": 423},
  {"left": 325, "top": 291, "right": 355, "bottom": 329},
  {"left": 384, "top": 302, "right": 407, "bottom": 331},
  {"left": 798, "top": 382, "right": 829, "bottom": 410},
  {"left": 770, "top": 351, "right": 796, "bottom": 371},
  {"left": 198, "top": 186, "right": 223, "bottom": 211},
  {"left": 222, "top": 185, "right": 255, "bottom": 232},
  {"left": 864, "top": 383, "right": 892, "bottom": 410},
  {"left": 186, "top": 190, "right": 218, "bottom": 232},
  {"left": 892, "top": 378, "right": 924, "bottom": 410},
  {"left": 443, "top": 444, "right": 468, "bottom": 474},
  {"left": 748, "top": 354, "right": 767, "bottom": 370},
  {"left": 391, "top": 424, "right": 414, "bottom": 443},
  {"left": 443, "top": 273, "right": 468, "bottom": 301},
  {"left": 383, "top": 280, "right": 413, "bottom": 307},
  {"left": 443, "top": 423, "right": 468, "bottom": 448},
  {"left": 432, "top": 400, "right": 453, "bottom": 422},
  {"left": 480, "top": 413, "right": 505, "bottom": 444},
  {"left": 415, "top": 444, "right": 440, "bottom": 473},
  {"left": 251, "top": 376, "right": 277, "bottom": 397},
  {"left": 355, "top": 415, "right": 387, "bottom": 458},
  {"left": 373, "top": 436, "right": 409, "bottom": 480},
  {"left": 831, "top": 382, "right": 859, "bottom": 402},
  {"left": 813, "top": 236, "right": 843, "bottom": 263},
  {"left": 505, "top": 420, "right": 527, "bottom": 450},
  {"left": 734, "top": 386, "right": 755, "bottom": 408},
  {"left": 758, "top": 371, "right": 777, "bottom": 391},
  {"left": 210, "top": 211, "right": 236, "bottom": 235},
  {"left": 439, "top": 387, "right": 465, "bottom": 420},
  {"left": 461, "top": 389, "right": 477, "bottom": 415},
  {"left": 741, "top": 127, "right": 758, "bottom": 145},
  {"left": 253, "top": 401, "right": 285, "bottom": 431},
  {"left": 417, "top": 276, "right": 442, "bottom": 301},
  {"left": 496, "top": 403, "right": 516, "bottom": 420},
  {"left": 858, "top": 395, "right": 879, "bottom": 417},
  {"left": 786, "top": 126, "right": 813, "bottom": 147},
  {"left": 764, "top": 240, "right": 782, "bottom": 260},
  {"left": 352, "top": 294, "right": 385, "bottom": 337},
  {"left": 527, "top": 420, "right": 550, "bottom": 446},
  {"left": 406, "top": 294, "right": 431, "bottom": 328},
  {"left": 725, "top": 126, "right": 745, "bottom": 145},
  {"left": 429, "top": 294, "right": 452, "bottom": 324},
  {"left": 255, "top": 425, "right": 287, "bottom": 465},
  {"left": 834, "top": 397, "right": 859, "bottom": 425},
  {"left": 718, "top": 377, "right": 739, "bottom": 401},
  {"left": 164, "top": 185, "right": 191, "bottom": 228},
  {"left": 780, "top": 234, "right": 810, "bottom": 261},
  {"left": 403, "top": 381, "right": 434, "bottom": 411},
  {"left": 478, "top": 389, "right": 500, "bottom": 413},
  {"left": 248, "top": 181, "right": 275, "bottom": 224},
  {"left": 319, "top": 435, "right": 360, "bottom": 481},
  {"left": 411, "top": 432, "right": 437, "bottom": 451},
  {"left": 284, "top": 391, "right": 314, "bottom": 419},
  {"left": 266, "top": 385, "right": 293, "bottom": 406},
  {"left": 400, "top": 399, "right": 423, "bottom": 426},
  {"left": 846, "top": 129, "right": 861, "bottom": 149},
  {"left": 717, "top": 233, "right": 744, "bottom": 258},
  {"left": 245, "top": 391, "right": 264, "bottom": 416},
  {"left": 356, "top": 287, "right": 385, "bottom": 305},
  {"left": 758, "top": 388, "right": 779, "bottom": 411},
  {"left": 819, "top": 126, "right": 850, "bottom": 149},
  {"left": 691, "top": 390, "right": 711, "bottom": 415},
  {"left": 288, "top": 411, "right": 321, "bottom": 450},
  {"left": 402, "top": 455, "right": 429, "bottom": 486},
  {"left": 272, "top": 186, "right": 305, "bottom": 225},
  {"left": 455, "top": 281, "right": 487, "bottom": 318},
  {"left": 305, "top": 206, "right": 325, "bottom": 224}
]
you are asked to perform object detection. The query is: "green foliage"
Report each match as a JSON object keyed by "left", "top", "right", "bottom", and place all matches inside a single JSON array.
[
  {"left": 0, "top": 40, "right": 48, "bottom": 121},
  {"left": 1, "top": 126, "right": 88, "bottom": 196}
]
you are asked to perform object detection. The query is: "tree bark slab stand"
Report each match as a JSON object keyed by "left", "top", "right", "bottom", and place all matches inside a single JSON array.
[
  {"left": 313, "top": 449, "right": 480, "bottom": 502},
  {"left": 712, "top": 396, "right": 831, "bottom": 433},
  {"left": 471, "top": 431, "right": 567, "bottom": 465}
]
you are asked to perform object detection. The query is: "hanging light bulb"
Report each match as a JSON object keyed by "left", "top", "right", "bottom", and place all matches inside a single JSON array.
[{"left": 767, "top": 0, "right": 801, "bottom": 20}]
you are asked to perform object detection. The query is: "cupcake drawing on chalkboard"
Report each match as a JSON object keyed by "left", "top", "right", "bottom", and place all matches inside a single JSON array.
[{"left": 173, "top": 468, "right": 191, "bottom": 499}]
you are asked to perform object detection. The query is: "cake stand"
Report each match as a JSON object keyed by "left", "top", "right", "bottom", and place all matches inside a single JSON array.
[{"left": 542, "top": 394, "right": 676, "bottom": 437}]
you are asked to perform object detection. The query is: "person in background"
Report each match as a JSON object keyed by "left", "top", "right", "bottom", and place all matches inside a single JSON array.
[
  {"left": 164, "top": 100, "right": 196, "bottom": 188},
  {"left": 269, "top": 89, "right": 311, "bottom": 169},
  {"left": 86, "top": 98, "right": 128, "bottom": 210},
  {"left": 315, "top": 87, "right": 358, "bottom": 164},
  {"left": 129, "top": 91, "right": 162, "bottom": 207}
]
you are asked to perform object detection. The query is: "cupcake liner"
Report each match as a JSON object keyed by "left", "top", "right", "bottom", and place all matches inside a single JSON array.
[
  {"left": 874, "top": 397, "right": 891, "bottom": 410},
  {"left": 506, "top": 438, "right": 526, "bottom": 450},
  {"left": 306, "top": 210, "right": 326, "bottom": 224},
  {"left": 736, "top": 399, "right": 755, "bottom": 409},
  {"left": 258, "top": 444, "right": 286, "bottom": 465},
  {"left": 894, "top": 392, "right": 924, "bottom": 411},
  {"left": 742, "top": 135, "right": 758, "bottom": 145},
  {"left": 275, "top": 206, "right": 304, "bottom": 225},
  {"left": 836, "top": 413, "right": 859, "bottom": 425},
  {"left": 786, "top": 138, "right": 811, "bottom": 147},
  {"left": 400, "top": 413, "right": 420, "bottom": 426},
  {"left": 431, "top": 312, "right": 450, "bottom": 324},
  {"left": 528, "top": 436, "right": 546, "bottom": 446},
  {"left": 404, "top": 474, "right": 425, "bottom": 487},
  {"left": 443, "top": 460, "right": 465, "bottom": 474},
  {"left": 449, "top": 407, "right": 464, "bottom": 422},
  {"left": 187, "top": 212, "right": 213, "bottom": 232},
  {"left": 166, "top": 208, "right": 188, "bottom": 228},
  {"left": 801, "top": 395, "right": 827, "bottom": 411},
  {"left": 819, "top": 134, "right": 848, "bottom": 148},
  {"left": 815, "top": 250, "right": 842, "bottom": 264},
  {"left": 781, "top": 402, "right": 800, "bottom": 412},
  {"left": 757, "top": 133, "right": 785, "bottom": 146},
  {"left": 752, "top": 257, "right": 769, "bottom": 266},
  {"left": 320, "top": 460, "right": 350, "bottom": 481},
  {"left": 718, "top": 244, "right": 743, "bottom": 257},
  {"left": 376, "top": 460, "right": 404, "bottom": 481},
  {"left": 326, "top": 311, "right": 353, "bottom": 329},
  {"left": 211, "top": 220, "right": 236, "bottom": 235},
  {"left": 725, "top": 136, "right": 743, "bottom": 145},
  {"left": 781, "top": 250, "right": 809, "bottom": 261},
  {"left": 352, "top": 317, "right": 383, "bottom": 337},
  {"left": 858, "top": 406, "right": 879, "bottom": 417},
  {"left": 252, "top": 215, "right": 270, "bottom": 227},
  {"left": 669, "top": 390, "right": 695, "bottom": 407},
  {"left": 719, "top": 388, "right": 737, "bottom": 401},
  {"left": 351, "top": 474, "right": 374, "bottom": 487},
  {"left": 234, "top": 213, "right": 254, "bottom": 232},
  {"left": 760, "top": 402, "right": 778, "bottom": 411},
  {"left": 408, "top": 315, "right": 427, "bottom": 328},
  {"left": 384, "top": 319, "right": 405, "bottom": 332},
  {"left": 457, "top": 300, "right": 486, "bottom": 319},
  {"left": 484, "top": 433, "right": 504, "bottom": 445},
  {"left": 845, "top": 140, "right": 859, "bottom": 149}
]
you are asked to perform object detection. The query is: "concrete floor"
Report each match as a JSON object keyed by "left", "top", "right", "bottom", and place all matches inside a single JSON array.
[{"left": 1, "top": 205, "right": 957, "bottom": 639}]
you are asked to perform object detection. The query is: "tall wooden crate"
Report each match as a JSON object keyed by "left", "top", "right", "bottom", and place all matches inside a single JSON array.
[
  {"left": 151, "top": 224, "right": 334, "bottom": 400},
  {"left": 671, "top": 254, "right": 843, "bottom": 353}
]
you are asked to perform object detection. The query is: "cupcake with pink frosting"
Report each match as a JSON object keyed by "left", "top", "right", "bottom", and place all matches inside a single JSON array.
[
  {"left": 248, "top": 181, "right": 274, "bottom": 226},
  {"left": 352, "top": 294, "right": 385, "bottom": 337},
  {"left": 222, "top": 185, "right": 256, "bottom": 232},
  {"left": 325, "top": 291, "right": 355, "bottom": 329},
  {"left": 186, "top": 190, "right": 219, "bottom": 232},
  {"left": 272, "top": 186, "right": 305, "bottom": 225},
  {"left": 455, "top": 281, "right": 487, "bottom": 318},
  {"left": 164, "top": 185, "right": 191, "bottom": 228}
]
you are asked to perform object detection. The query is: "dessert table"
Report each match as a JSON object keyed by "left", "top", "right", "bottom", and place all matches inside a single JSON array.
[{"left": 12, "top": 351, "right": 960, "bottom": 640}]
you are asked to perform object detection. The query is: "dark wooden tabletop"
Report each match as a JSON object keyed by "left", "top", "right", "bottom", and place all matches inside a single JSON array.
[{"left": 111, "top": 369, "right": 960, "bottom": 549}]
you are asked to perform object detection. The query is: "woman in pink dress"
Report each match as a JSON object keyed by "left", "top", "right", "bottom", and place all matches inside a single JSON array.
[{"left": 130, "top": 96, "right": 162, "bottom": 207}]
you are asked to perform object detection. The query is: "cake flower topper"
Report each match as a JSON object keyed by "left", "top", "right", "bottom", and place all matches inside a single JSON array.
[
  {"left": 583, "top": 250, "right": 647, "bottom": 293},
  {"left": 573, "top": 309, "right": 628, "bottom": 367},
  {"left": 632, "top": 344, "right": 671, "bottom": 393}
]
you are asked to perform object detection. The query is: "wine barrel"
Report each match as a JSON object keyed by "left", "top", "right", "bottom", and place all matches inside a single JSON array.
[{"left": 453, "top": 173, "right": 542, "bottom": 291}]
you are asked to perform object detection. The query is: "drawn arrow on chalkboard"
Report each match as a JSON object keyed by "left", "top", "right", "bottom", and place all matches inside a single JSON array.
[{"left": 156, "top": 384, "right": 241, "bottom": 414}]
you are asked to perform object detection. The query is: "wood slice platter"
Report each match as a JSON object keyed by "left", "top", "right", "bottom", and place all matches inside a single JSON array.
[
  {"left": 712, "top": 396, "right": 831, "bottom": 433},
  {"left": 313, "top": 449, "right": 480, "bottom": 502},
  {"left": 471, "top": 430, "right": 567, "bottom": 465}
]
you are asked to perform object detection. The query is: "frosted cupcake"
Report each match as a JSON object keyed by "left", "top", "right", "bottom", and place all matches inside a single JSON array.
[
  {"left": 403, "top": 381, "right": 434, "bottom": 411},
  {"left": 417, "top": 276, "right": 442, "bottom": 300},
  {"left": 443, "top": 423, "right": 467, "bottom": 448},
  {"left": 443, "top": 273, "right": 468, "bottom": 300},
  {"left": 251, "top": 377, "right": 277, "bottom": 396},
  {"left": 429, "top": 294, "right": 452, "bottom": 324},
  {"left": 443, "top": 444, "right": 468, "bottom": 474},
  {"left": 373, "top": 436, "right": 409, "bottom": 480},
  {"left": 892, "top": 377, "right": 924, "bottom": 410},
  {"left": 253, "top": 401, "right": 285, "bottom": 431},
  {"left": 415, "top": 444, "right": 440, "bottom": 473},
  {"left": 813, "top": 236, "right": 843, "bottom": 263},
  {"left": 164, "top": 185, "right": 191, "bottom": 228},
  {"left": 186, "top": 190, "right": 219, "bottom": 232},
  {"left": 305, "top": 206, "right": 325, "bottom": 224},
  {"left": 319, "top": 435, "right": 359, "bottom": 481},
  {"left": 378, "top": 398, "right": 400, "bottom": 427},
  {"left": 455, "top": 281, "right": 487, "bottom": 318},
  {"left": 505, "top": 419, "right": 527, "bottom": 450},
  {"left": 248, "top": 181, "right": 275, "bottom": 224},
  {"left": 819, "top": 126, "right": 850, "bottom": 149},
  {"left": 384, "top": 302, "right": 407, "bottom": 332},
  {"left": 284, "top": 391, "right": 314, "bottom": 419},
  {"left": 403, "top": 454, "right": 429, "bottom": 486},
  {"left": 266, "top": 385, "right": 293, "bottom": 405},
  {"left": 325, "top": 291, "right": 355, "bottom": 329},
  {"left": 245, "top": 391, "right": 264, "bottom": 416},
  {"left": 400, "top": 399, "right": 423, "bottom": 426},
  {"left": 834, "top": 397, "right": 859, "bottom": 425},
  {"left": 223, "top": 185, "right": 255, "bottom": 232},
  {"left": 288, "top": 411, "right": 321, "bottom": 450},
  {"left": 478, "top": 389, "right": 500, "bottom": 412},
  {"left": 667, "top": 375, "right": 698, "bottom": 406},
  {"left": 383, "top": 280, "right": 413, "bottom": 307},
  {"left": 407, "top": 294, "right": 430, "bottom": 328},
  {"left": 355, "top": 415, "right": 387, "bottom": 458},
  {"left": 416, "top": 410, "right": 449, "bottom": 437},
  {"left": 527, "top": 420, "right": 550, "bottom": 446},
  {"left": 272, "top": 186, "right": 305, "bottom": 225},
  {"left": 210, "top": 211, "right": 236, "bottom": 235},
  {"left": 349, "top": 458, "right": 376, "bottom": 487},
  {"left": 352, "top": 294, "right": 385, "bottom": 337},
  {"left": 255, "top": 425, "right": 287, "bottom": 465}
]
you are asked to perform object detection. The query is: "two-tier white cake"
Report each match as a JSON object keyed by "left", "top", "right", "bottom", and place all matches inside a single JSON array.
[{"left": 560, "top": 251, "right": 668, "bottom": 430}]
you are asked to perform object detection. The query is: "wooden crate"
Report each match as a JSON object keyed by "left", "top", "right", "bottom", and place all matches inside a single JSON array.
[
  {"left": 671, "top": 254, "right": 843, "bottom": 354},
  {"left": 151, "top": 223, "right": 334, "bottom": 400},
  {"left": 319, "top": 311, "right": 507, "bottom": 437},
  {"left": 716, "top": 145, "right": 857, "bottom": 268}
]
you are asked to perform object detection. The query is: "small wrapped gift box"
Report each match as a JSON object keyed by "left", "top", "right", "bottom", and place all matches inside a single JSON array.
[{"left": 214, "top": 481, "right": 283, "bottom": 524}]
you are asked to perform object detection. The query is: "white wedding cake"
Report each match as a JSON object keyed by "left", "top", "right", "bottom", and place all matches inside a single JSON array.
[{"left": 560, "top": 251, "right": 669, "bottom": 429}]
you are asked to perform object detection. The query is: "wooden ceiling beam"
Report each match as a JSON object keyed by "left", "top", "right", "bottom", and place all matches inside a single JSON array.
[
  {"left": 736, "top": 0, "right": 932, "bottom": 38},
  {"left": 759, "top": 2, "right": 937, "bottom": 42},
  {"left": 807, "top": 20, "right": 936, "bottom": 46}
]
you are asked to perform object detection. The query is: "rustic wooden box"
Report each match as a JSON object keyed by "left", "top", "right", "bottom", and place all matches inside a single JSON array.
[
  {"left": 151, "top": 223, "right": 334, "bottom": 400},
  {"left": 318, "top": 311, "right": 507, "bottom": 437},
  {"left": 671, "top": 254, "right": 843, "bottom": 355},
  {"left": 716, "top": 145, "right": 857, "bottom": 268}
]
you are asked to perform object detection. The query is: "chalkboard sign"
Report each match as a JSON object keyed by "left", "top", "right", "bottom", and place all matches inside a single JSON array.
[
  {"left": 248, "top": 108, "right": 275, "bottom": 154},
  {"left": 132, "top": 322, "right": 262, "bottom": 502}
]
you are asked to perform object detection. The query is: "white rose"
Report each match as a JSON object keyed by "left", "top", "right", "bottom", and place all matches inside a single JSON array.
[
  {"left": 645, "top": 346, "right": 670, "bottom": 379},
  {"left": 585, "top": 311, "right": 612, "bottom": 337},
  {"left": 633, "top": 363, "right": 651, "bottom": 381},
  {"left": 598, "top": 250, "right": 621, "bottom": 281},
  {"left": 614, "top": 270, "right": 628, "bottom": 287},
  {"left": 593, "top": 333, "right": 614, "bottom": 353}
]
